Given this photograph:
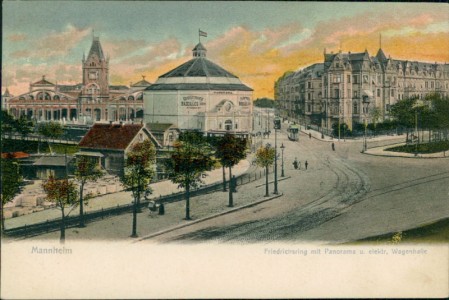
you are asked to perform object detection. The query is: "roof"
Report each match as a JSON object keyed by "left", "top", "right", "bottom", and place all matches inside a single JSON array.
[
  {"left": 109, "top": 85, "right": 129, "bottom": 90},
  {"left": 33, "top": 155, "right": 74, "bottom": 166},
  {"left": 88, "top": 37, "right": 105, "bottom": 60},
  {"left": 146, "top": 83, "right": 253, "bottom": 91},
  {"left": 193, "top": 43, "right": 207, "bottom": 51},
  {"left": 1, "top": 152, "right": 30, "bottom": 159},
  {"left": 79, "top": 123, "right": 144, "bottom": 150},
  {"left": 3, "top": 88, "right": 11, "bottom": 97},
  {"left": 159, "top": 57, "right": 238, "bottom": 78},
  {"left": 32, "top": 76, "right": 54, "bottom": 86},
  {"left": 146, "top": 123, "right": 176, "bottom": 132},
  {"left": 131, "top": 79, "right": 152, "bottom": 87}
]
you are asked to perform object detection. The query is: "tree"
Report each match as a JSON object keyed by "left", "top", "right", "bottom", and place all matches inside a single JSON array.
[
  {"left": 215, "top": 133, "right": 247, "bottom": 207},
  {"left": 42, "top": 176, "right": 78, "bottom": 243},
  {"left": 165, "top": 131, "right": 215, "bottom": 220},
  {"left": 38, "top": 121, "right": 64, "bottom": 154},
  {"left": 15, "top": 116, "right": 34, "bottom": 140},
  {"left": 120, "top": 139, "right": 156, "bottom": 237},
  {"left": 74, "top": 156, "right": 104, "bottom": 228},
  {"left": 1, "top": 157, "right": 23, "bottom": 232},
  {"left": 253, "top": 98, "right": 276, "bottom": 108},
  {"left": 1, "top": 110, "right": 16, "bottom": 139},
  {"left": 255, "top": 144, "right": 276, "bottom": 197},
  {"left": 390, "top": 97, "right": 417, "bottom": 141},
  {"left": 428, "top": 94, "right": 449, "bottom": 141},
  {"left": 369, "top": 107, "right": 382, "bottom": 133}
]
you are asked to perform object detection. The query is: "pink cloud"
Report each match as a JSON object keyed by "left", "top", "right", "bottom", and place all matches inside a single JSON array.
[
  {"left": 7, "top": 33, "right": 27, "bottom": 42},
  {"left": 10, "top": 24, "right": 91, "bottom": 60}
]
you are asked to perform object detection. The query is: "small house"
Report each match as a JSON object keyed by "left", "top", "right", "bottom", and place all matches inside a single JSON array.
[{"left": 77, "top": 123, "right": 160, "bottom": 176}]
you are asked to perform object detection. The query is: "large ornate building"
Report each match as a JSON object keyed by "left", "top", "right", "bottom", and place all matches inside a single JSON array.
[
  {"left": 2, "top": 36, "right": 150, "bottom": 124},
  {"left": 144, "top": 42, "right": 253, "bottom": 138},
  {"left": 275, "top": 48, "right": 449, "bottom": 130}
]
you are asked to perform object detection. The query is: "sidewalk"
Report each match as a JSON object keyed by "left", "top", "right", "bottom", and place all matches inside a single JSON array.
[{"left": 4, "top": 159, "right": 251, "bottom": 229}]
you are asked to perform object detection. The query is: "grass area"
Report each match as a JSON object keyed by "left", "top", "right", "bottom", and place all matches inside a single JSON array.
[
  {"left": 386, "top": 140, "right": 449, "bottom": 154},
  {"left": 1, "top": 139, "right": 79, "bottom": 155},
  {"left": 355, "top": 218, "right": 449, "bottom": 244}
]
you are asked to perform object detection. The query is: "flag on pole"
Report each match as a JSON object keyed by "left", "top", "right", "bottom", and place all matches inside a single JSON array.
[{"left": 199, "top": 29, "right": 207, "bottom": 37}]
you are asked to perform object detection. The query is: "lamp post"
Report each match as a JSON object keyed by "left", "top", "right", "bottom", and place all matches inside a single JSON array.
[
  {"left": 273, "top": 117, "right": 281, "bottom": 195},
  {"left": 362, "top": 97, "right": 370, "bottom": 152},
  {"left": 280, "top": 143, "right": 285, "bottom": 177}
]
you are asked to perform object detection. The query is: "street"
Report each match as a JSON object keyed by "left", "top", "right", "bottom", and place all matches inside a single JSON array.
[{"left": 149, "top": 129, "right": 449, "bottom": 243}]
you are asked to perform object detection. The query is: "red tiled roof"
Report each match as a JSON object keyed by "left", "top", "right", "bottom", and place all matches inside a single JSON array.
[
  {"left": 1, "top": 152, "right": 30, "bottom": 159},
  {"left": 79, "top": 123, "right": 144, "bottom": 150}
]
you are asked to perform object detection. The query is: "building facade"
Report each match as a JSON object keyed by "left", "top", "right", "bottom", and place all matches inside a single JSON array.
[
  {"left": 275, "top": 48, "right": 449, "bottom": 131},
  {"left": 144, "top": 43, "right": 253, "bottom": 139},
  {"left": 3, "top": 36, "right": 149, "bottom": 124}
]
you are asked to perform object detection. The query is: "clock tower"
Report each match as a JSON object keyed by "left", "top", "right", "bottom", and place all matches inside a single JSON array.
[
  {"left": 79, "top": 35, "right": 110, "bottom": 122},
  {"left": 81, "top": 36, "right": 109, "bottom": 99}
]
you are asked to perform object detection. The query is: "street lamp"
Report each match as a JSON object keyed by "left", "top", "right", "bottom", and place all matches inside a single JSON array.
[
  {"left": 362, "top": 97, "right": 370, "bottom": 152},
  {"left": 273, "top": 117, "right": 281, "bottom": 195},
  {"left": 280, "top": 143, "right": 285, "bottom": 177}
]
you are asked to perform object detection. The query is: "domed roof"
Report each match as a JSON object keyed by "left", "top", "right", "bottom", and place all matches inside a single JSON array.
[
  {"left": 159, "top": 58, "right": 238, "bottom": 78},
  {"left": 146, "top": 43, "right": 252, "bottom": 92}
]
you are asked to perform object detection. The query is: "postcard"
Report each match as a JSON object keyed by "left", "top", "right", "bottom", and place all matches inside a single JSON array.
[{"left": 1, "top": 1, "right": 448, "bottom": 298}]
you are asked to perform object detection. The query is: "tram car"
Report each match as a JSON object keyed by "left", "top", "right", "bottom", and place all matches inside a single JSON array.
[{"left": 287, "top": 124, "right": 300, "bottom": 141}]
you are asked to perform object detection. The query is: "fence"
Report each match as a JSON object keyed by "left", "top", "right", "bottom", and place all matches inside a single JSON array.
[{"left": 4, "top": 164, "right": 274, "bottom": 238}]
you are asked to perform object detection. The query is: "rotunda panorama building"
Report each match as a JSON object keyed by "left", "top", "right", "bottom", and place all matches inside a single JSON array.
[{"left": 144, "top": 43, "right": 253, "bottom": 138}]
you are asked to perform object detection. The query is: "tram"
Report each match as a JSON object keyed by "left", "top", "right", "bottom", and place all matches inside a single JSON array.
[{"left": 287, "top": 124, "right": 300, "bottom": 141}]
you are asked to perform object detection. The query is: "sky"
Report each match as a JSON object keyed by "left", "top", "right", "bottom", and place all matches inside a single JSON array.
[{"left": 2, "top": 1, "right": 449, "bottom": 99}]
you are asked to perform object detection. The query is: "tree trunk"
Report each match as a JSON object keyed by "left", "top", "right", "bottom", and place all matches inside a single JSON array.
[
  {"left": 1, "top": 205, "right": 6, "bottom": 233},
  {"left": 228, "top": 166, "right": 233, "bottom": 207},
  {"left": 265, "top": 166, "right": 269, "bottom": 197},
  {"left": 131, "top": 195, "right": 138, "bottom": 237},
  {"left": 60, "top": 206, "right": 66, "bottom": 244},
  {"left": 79, "top": 182, "right": 85, "bottom": 227},
  {"left": 185, "top": 184, "right": 191, "bottom": 220},
  {"left": 222, "top": 166, "right": 227, "bottom": 192}
]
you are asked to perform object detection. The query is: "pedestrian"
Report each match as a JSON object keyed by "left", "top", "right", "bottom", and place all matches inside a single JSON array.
[
  {"left": 309, "top": 133, "right": 312, "bottom": 139},
  {"left": 305, "top": 160, "right": 308, "bottom": 170},
  {"left": 158, "top": 203, "right": 165, "bottom": 215},
  {"left": 293, "top": 158, "right": 298, "bottom": 170},
  {"left": 332, "top": 142, "right": 335, "bottom": 151}
]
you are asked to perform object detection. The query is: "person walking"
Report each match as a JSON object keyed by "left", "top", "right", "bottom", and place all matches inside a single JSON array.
[
  {"left": 293, "top": 157, "right": 299, "bottom": 170},
  {"left": 332, "top": 142, "right": 335, "bottom": 151},
  {"left": 309, "top": 132, "right": 312, "bottom": 139},
  {"left": 305, "top": 160, "right": 308, "bottom": 170}
]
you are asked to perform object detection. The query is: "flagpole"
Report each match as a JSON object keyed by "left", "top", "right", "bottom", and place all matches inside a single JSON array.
[{"left": 198, "top": 28, "right": 200, "bottom": 43}]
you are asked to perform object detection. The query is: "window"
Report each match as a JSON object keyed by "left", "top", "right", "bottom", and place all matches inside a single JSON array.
[
  {"left": 353, "top": 91, "right": 358, "bottom": 98},
  {"left": 431, "top": 82, "right": 434, "bottom": 88},
  {"left": 347, "top": 75, "right": 351, "bottom": 83},
  {"left": 308, "top": 82, "right": 312, "bottom": 89},
  {"left": 353, "top": 102, "right": 358, "bottom": 114},
  {"left": 334, "top": 89, "right": 339, "bottom": 98},
  {"left": 377, "top": 89, "right": 380, "bottom": 97},
  {"left": 307, "top": 104, "right": 311, "bottom": 112},
  {"left": 391, "top": 90, "right": 395, "bottom": 97},
  {"left": 353, "top": 75, "right": 359, "bottom": 84},
  {"left": 377, "top": 75, "right": 381, "bottom": 83},
  {"left": 308, "top": 93, "right": 311, "bottom": 100}
]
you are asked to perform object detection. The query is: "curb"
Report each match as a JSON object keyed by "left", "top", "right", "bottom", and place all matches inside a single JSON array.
[
  {"left": 134, "top": 192, "right": 284, "bottom": 242},
  {"left": 362, "top": 151, "right": 448, "bottom": 159},
  {"left": 254, "top": 176, "right": 291, "bottom": 188}
]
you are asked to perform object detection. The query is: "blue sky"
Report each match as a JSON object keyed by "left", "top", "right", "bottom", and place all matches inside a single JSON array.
[{"left": 3, "top": 1, "right": 448, "bottom": 98}]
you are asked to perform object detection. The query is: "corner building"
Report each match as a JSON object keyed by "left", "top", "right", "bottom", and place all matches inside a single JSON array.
[
  {"left": 275, "top": 48, "right": 449, "bottom": 131},
  {"left": 144, "top": 43, "right": 253, "bottom": 138}
]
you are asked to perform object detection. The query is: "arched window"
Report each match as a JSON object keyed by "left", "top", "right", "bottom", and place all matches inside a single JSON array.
[
  {"left": 54, "top": 95, "right": 60, "bottom": 100},
  {"left": 37, "top": 92, "right": 44, "bottom": 100},
  {"left": 225, "top": 120, "right": 233, "bottom": 131},
  {"left": 128, "top": 95, "right": 134, "bottom": 101},
  {"left": 19, "top": 96, "right": 25, "bottom": 101},
  {"left": 137, "top": 93, "right": 143, "bottom": 100},
  {"left": 29, "top": 95, "right": 34, "bottom": 100}
]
